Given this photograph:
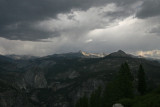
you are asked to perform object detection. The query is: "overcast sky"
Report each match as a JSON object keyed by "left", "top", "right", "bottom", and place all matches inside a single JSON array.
[{"left": 0, "top": 0, "right": 160, "bottom": 58}]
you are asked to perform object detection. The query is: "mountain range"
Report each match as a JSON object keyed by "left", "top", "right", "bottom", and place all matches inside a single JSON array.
[{"left": 0, "top": 50, "right": 160, "bottom": 107}]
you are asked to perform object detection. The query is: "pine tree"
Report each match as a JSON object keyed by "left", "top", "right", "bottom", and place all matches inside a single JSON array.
[
  {"left": 103, "top": 63, "right": 134, "bottom": 106},
  {"left": 116, "top": 63, "right": 134, "bottom": 98},
  {"left": 137, "top": 64, "right": 146, "bottom": 95}
]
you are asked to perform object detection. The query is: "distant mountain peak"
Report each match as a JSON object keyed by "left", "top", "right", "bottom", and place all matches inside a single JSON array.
[
  {"left": 117, "top": 50, "right": 125, "bottom": 54},
  {"left": 108, "top": 50, "right": 130, "bottom": 57}
]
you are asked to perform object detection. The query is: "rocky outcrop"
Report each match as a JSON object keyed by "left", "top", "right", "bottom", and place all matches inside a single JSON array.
[
  {"left": 17, "top": 67, "right": 47, "bottom": 89},
  {"left": 34, "top": 71, "right": 47, "bottom": 88}
]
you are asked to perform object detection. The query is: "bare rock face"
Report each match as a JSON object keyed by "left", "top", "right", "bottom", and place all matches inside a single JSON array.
[
  {"left": 34, "top": 71, "right": 47, "bottom": 88},
  {"left": 18, "top": 67, "right": 47, "bottom": 89}
]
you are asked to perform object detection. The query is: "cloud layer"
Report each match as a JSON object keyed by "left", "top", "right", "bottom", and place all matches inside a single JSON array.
[
  {"left": 0, "top": 0, "right": 140, "bottom": 41},
  {"left": 0, "top": 0, "right": 160, "bottom": 58},
  {"left": 136, "top": 50, "right": 160, "bottom": 59},
  {"left": 136, "top": 0, "right": 160, "bottom": 19}
]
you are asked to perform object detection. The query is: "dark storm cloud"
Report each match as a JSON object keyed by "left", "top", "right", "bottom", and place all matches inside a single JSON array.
[
  {"left": 0, "top": 22, "right": 60, "bottom": 41},
  {"left": 136, "top": 0, "right": 160, "bottom": 18},
  {"left": 0, "top": 0, "right": 139, "bottom": 41}
]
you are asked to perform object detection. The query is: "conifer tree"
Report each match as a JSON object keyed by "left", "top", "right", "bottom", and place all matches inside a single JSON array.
[
  {"left": 116, "top": 63, "right": 134, "bottom": 98},
  {"left": 103, "top": 62, "right": 134, "bottom": 106},
  {"left": 138, "top": 64, "right": 146, "bottom": 95}
]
